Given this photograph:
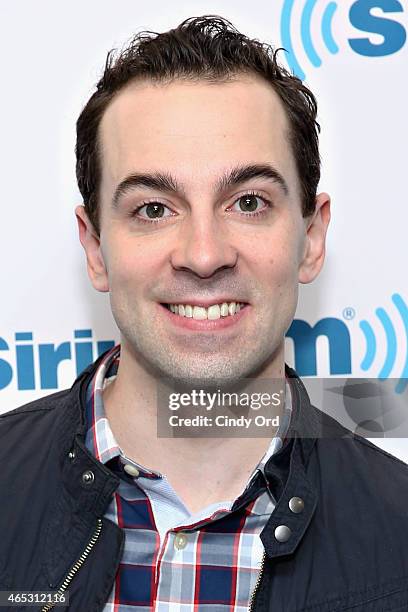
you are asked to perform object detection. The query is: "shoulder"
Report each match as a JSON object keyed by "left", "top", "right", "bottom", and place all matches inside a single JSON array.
[
  {"left": 314, "top": 402, "right": 408, "bottom": 463},
  {"left": 310, "top": 404, "right": 408, "bottom": 498},
  {"left": 1, "top": 387, "right": 73, "bottom": 419},
  {"left": 0, "top": 387, "right": 77, "bottom": 435},
  {"left": 0, "top": 388, "right": 78, "bottom": 455},
  {"left": 0, "top": 355, "right": 99, "bottom": 427}
]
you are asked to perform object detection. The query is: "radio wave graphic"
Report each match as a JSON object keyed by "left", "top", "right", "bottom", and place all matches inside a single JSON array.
[
  {"left": 281, "top": 0, "right": 339, "bottom": 80},
  {"left": 359, "top": 293, "right": 408, "bottom": 394}
]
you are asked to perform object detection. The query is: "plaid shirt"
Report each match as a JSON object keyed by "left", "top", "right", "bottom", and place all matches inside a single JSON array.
[{"left": 85, "top": 345, "right": 293, "bottom": 611}]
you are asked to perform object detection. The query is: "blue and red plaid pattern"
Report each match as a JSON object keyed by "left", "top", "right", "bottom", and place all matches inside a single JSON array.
[{"left": 85, "top": 345, "right": 293, "bottom": 611}]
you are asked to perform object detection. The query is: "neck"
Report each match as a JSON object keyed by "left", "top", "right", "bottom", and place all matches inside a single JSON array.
[{"left": 103, "top": 340, "right": 286, "bottom": 513}]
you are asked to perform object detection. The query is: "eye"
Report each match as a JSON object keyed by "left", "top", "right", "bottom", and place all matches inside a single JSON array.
[
  {"left": 133, "top": 201, "right": 174, "bottom": 222},
  {"left": 228, "top": 192, "right": 271, "bottom": 216}
]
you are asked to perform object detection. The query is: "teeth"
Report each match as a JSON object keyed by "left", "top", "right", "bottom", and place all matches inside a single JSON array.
[
  {"left": 220, "top": 302, "right": 229, "bottom": 317},
  {"left": 193, "top": 306, "right": 207, "bottom": 320},
  {"left": 167, "top": 301, "right": 245, "bottom": 320},
  {"left": 207, "top": 304, "right": 221, "bottom": 320}
]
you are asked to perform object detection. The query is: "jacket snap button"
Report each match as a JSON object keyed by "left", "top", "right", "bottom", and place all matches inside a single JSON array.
[
  {"left": 289, "top": 496, "right": 305, "bottom": 513},
  {"left": 68, "top": 450, "right": 75, "bottom": 461},
  {"left": 274, "top": 525, "right": 292, "bottom": 543},
  {"left": 82, "top": 470, "right": 95, "bottom": 485}
]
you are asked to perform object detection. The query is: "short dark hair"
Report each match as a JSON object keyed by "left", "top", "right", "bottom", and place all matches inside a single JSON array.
[{"left": 76, "top": 15, "right": 320, "bottom": 234}]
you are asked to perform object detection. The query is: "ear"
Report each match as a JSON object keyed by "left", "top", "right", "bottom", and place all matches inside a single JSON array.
[
  {"left": 75, "top": 205, "right": 109, "bottom": 292},
  {"left": 298, "top": 192, "right": 331, "bottom": 284}
]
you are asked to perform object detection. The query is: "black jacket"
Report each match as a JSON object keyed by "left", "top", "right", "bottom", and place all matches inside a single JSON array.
[{"left": 1, "top": 353, "right": 408, "bottom": 611}]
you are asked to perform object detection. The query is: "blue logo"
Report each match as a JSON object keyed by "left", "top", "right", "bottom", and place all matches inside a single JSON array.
[
  {"left": 287, "top": 292, "right": 408, "bottom": 394},
  {"left": 280, "top": 0, "right": 406, "bottom": 79},
  {"left": 359, "top": 293, "right": 408, "bottom": 393}
]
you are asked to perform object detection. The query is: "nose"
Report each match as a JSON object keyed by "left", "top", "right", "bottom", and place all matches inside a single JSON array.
[{"left": 170, "top": 211, "right": 238, "bottom": 278}]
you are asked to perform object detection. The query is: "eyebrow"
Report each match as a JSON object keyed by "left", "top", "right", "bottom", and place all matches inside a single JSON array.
[{"left": 111, "top": 163, "right": 289, "bottom": 208}]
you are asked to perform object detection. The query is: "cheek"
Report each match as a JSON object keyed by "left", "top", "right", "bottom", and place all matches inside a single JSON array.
[
  {"left": 104, "top": 233, "right": 162, "bottom": 291},
  {"left": 250, "top": 225, "right": 301, "bottom": 285}
]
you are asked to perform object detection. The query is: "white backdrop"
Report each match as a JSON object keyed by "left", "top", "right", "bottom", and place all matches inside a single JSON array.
[{"left": 0, "top": 1, "right": 407, "bottom": 458}]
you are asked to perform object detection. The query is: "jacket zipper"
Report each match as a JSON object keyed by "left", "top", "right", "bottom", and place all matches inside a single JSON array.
[
  {"left": 248, "top": 550, "right": 266, "bottom": 611},
  {"left": 40, "top": 518, "right": 103, "bottom": 612}
]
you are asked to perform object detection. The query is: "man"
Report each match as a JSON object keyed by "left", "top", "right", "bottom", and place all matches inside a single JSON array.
[{"left": 1, "top": 14, "right": 407, "bottom": 612}]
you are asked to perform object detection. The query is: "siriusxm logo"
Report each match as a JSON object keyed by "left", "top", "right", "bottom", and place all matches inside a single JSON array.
[
  {"left": 281, "top": 0, "right": 407, "bottom": 79},
  {"left": 286, "top": 292, "right": 408, "bottom": 393},
  {"left": 0, "top": 293, "right": 406, "bottom": 393}
]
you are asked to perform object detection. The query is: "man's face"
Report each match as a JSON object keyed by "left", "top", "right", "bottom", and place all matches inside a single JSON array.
[{"left": 77, "top": 75, "right": 329, "bottom": 385}]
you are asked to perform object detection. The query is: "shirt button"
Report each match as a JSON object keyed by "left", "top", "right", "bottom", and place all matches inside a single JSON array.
[
  {"left": 274, "top": 525, "right": 292, "bottom": 543},
  {"left": 289, "top": 496, "right": 305, "bottom": 514},
  {"left": 174, "top": 532, "right": 188, "bottom": 550},
  {"left": 124, "top": 464, "right": 140, "bottom": 477}
]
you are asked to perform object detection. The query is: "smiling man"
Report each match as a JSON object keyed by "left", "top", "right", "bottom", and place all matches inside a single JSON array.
[
  {"left": 2, "top": 14, "right": 408, "bottom": 612},
  {"left": 75, "top": 63, "right": 330, "bottom": 516}
]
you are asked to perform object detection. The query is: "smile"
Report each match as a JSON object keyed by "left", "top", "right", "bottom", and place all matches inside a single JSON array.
[{"left": 163, "top": 301, "right": 247, "bottom": 320}]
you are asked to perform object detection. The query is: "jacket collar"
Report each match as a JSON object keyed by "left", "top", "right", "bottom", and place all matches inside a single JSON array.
[
  {"left": 44, "top": 353, "right": 122, "bottom": 587},
  {"left": 259, "top": 365, "right": 321, "bottom": 559}
]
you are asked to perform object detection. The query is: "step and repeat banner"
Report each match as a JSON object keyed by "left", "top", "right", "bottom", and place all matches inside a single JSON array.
[{"left": 0, "top": 1, "right": 407, "bottom": 458}]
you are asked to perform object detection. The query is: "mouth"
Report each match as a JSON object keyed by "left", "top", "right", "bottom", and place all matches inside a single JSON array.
[
  {"left": 160, "top": 301, "right": 248, "bottom": 320},
  {"left": 159, "top": 300, "right": 250, "bottom": 331}
]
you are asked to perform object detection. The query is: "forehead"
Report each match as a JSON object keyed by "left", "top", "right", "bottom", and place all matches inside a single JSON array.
[{"left": 98, "top": 75, "right": 297, "bottom": 196}]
